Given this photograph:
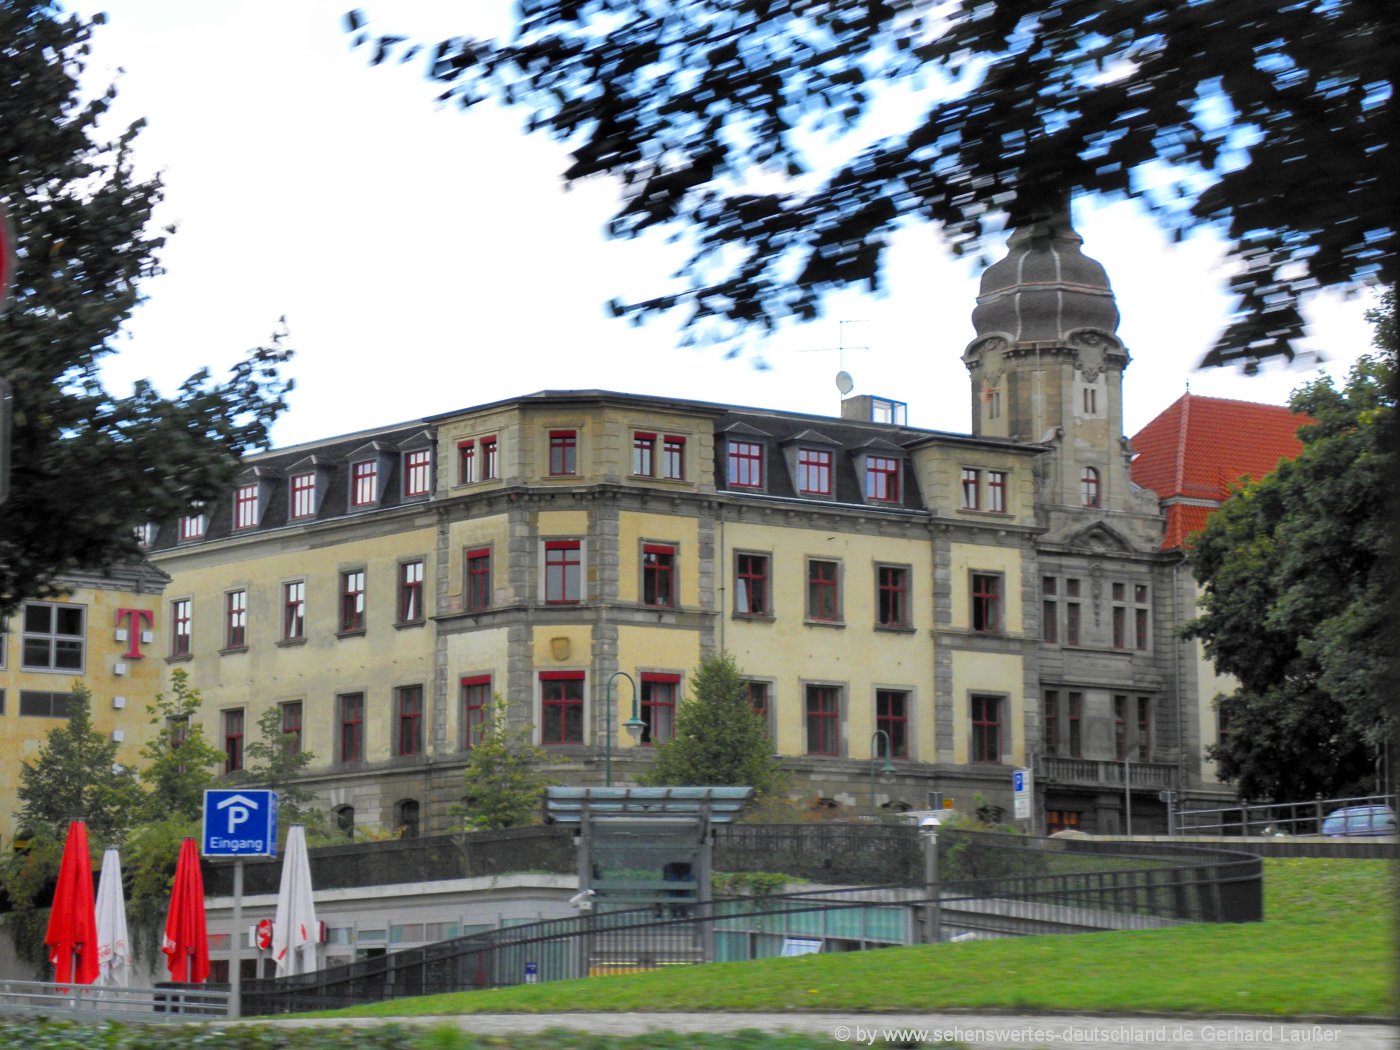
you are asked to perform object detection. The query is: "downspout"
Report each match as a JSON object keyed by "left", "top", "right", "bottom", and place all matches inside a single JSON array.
[
  {"left": 1172, "top": 551, "right": 1187, "bottom": 832},
  {"left": 718, "top": 502, "right": 726, "bottom": 653}
]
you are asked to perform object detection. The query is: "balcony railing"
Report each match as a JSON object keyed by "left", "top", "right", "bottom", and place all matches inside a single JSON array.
[{"left": 1037, "top": 756, "right": 1179, "bottom": 790}]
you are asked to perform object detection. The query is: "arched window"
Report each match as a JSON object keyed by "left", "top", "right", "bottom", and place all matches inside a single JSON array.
[
  {"left": 334, "top": 805, "right": 355, "bottom": 838},
  {"left": 395, "top": 799, "right": 420, "bottom": 839},
  {"left": 1080, "top": 466, "right": 1101, "bottom": 508}
]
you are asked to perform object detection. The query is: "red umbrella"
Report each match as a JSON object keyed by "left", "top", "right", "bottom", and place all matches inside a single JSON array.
[
  {"left": 44, "top": 820, "right": 99, "bottom": 986},
  {"left": 162, "top": 837, "right": 210, "bottom": 984}
]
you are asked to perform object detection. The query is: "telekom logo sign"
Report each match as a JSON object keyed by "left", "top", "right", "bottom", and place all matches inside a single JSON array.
[{"left": 115, "top": 608, "right": 154, "bottom": 659}]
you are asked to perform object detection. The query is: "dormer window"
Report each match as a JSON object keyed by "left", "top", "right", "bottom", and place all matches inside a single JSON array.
[
  {"left": 290, "top": 472, "right": 316, "bottom": 519},
  {"left": 797, "top": 448, "right": 832, "bottom": 496},
  {"left": 134, "top": 523, "right": 158, "bottom": 548},
  {"left": 179, "top": 505, "right": 207, "bottom": 542},
  {"left": 233, "top": 483, "right": 260, "bottom": 530},
  {"left": 351, "top": 460, "right": 378, "bottom": 507},
  {"left": 403, "top": 448, "right": 432, "bottom": 497},
  {"left": 727, "top": 440, "right": 764, "bottom": 488},
  {"left": 865, "top": 456, "right": 900, "bottom": 502}
]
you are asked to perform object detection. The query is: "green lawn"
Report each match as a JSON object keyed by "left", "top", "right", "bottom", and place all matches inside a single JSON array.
[{"left": 311, "top": 858, "right": 1394, "bottom": 1019}]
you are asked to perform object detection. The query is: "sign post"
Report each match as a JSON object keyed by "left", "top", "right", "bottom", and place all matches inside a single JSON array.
[
  {"left": 1013, "top": 768, "right": 1033, "bottom": 827},
  {"left": 202, "top": 790, "right": 278, "bottom": 1019}
]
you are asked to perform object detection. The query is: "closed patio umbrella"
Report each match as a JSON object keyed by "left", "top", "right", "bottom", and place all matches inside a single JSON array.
[
  {"left": 94, "top": 847, "right": 132, "bottom": 987},
  {"left": 271, "top": 824, "right": 319, "bottom": 976},
  {"left": 44, "top": 820, "right": 99, "bottom": 987},
  {"left": 162, "top": 837, "right": 209, "bottom": 983}
]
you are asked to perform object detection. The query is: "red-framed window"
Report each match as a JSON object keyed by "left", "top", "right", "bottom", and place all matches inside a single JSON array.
[
  {"left": 396, "top": 685, "right": 424, "bottom": 757},
  {"left": 640, "top": 672, "right": 679, "bottom": 746},
  {"left": 866, "top": 456, "right": 900, "bottom": 502},
  {"left": 404, "top": 449, "right": 432, "bottom": 497},
  {"left": 481, "top": 436, "right": 499, "bottom": 479},
  {"left": 171, "top": 598, "right": 192, "bottom": 657},
  {"left": 549, "top": 430, "right": 577, "bottom": 476},
  {"left": 876, "top": 565, "right": 909, "bottom": 628},
  {"left": 971, "top": 694, "right": 1001, "bottom": 763},
  {"left": 399, "top": 560, "right": 425, "bottom": 623},
  {"left": 233, "top": 484, "right": 259, "bottom": 530},
  {"left": 282, "top": 580, "right": 305, "bottom": 640},
  {"left": 540, "top": 671, "right": 584, "bottom": 745},
  {"left": 960, "top": 468, "right": 980, "bottom": 509},
  {"left": 1113, "top": 694, "right": 1128, "bottom": 760},
  {"left": 988, "top": 470, "right": 1007, "bottom": 512},
  {"left": 632, "top": 432, "right": 656, "bottom": 476},
  {"left": 465, "top": 547, "right": 492, "bottom": 611},
  {"left": 876, "top": 689, "right": 909, "bottom": 758},
  {"left": 339, "top": 692, "right": 364, "bottom": 763},
  {"left": 727, "top": 440, "right": 764, "bottom": 488},
  {"left": 642, "top": 544, "right": 676, "bottom": 608},
  {"left": 351, "top": 460, "right": 378, "bottom": 507},
  {"left": 280, "top": 701, "right": 303, "bottom": 756},
  {"left": 458, "top": 440, "right": 476, "bottom": 484},
  {"left": 461, "top": 675, "right": 491, "bottom": 749},
  {"left": 1044, "top": 690, "right": 1060, "bottom": 756},
  {"left": 290, "top": 472, "right": 316, "bottom": 519},
  {"left": 340, "top": 570, "right": 366, "bottom": 632},
  {"left": 1137, "top": 696, "right": 1153, "bottom": 761},
  {"left": 807, "top": 559, "right": 840, "bottom": 622},
  {"left": 1068, "top": 691, "right": 1083, "bottom": 757},
  {"left": 745, "top": 680, "right": 770, "bottom": 737},
  {"left": 179, "top": 508, "right": 206, "bottom": 542},
  {"left": 735, "top": 553, "right": 769, "bottom": 616},
  {"left": 662, "top": 436, "right": 685, "bottom": 480},
  {"left": 545, "top": 540, "right": 582, "bottom": 604},
  {"left": 797, "top": 448, "right": 832, "bottom": 495},
  {"left": 225, "top": 590, "right": 247, "bottom": 649},
  {"left": 1081, "top": 466, "right": 1101, "bottom": 508},
  {"left": 971, "top": 573, "right": 1001, "bottom": 633},
  {"left": 222, "top": 709, "right": 244, "bottom": 773},
  {"left": 804, "top": 685, "right": 841, "bottom": 756}
]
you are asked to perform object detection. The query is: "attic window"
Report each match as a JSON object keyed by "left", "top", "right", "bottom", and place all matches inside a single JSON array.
[{"left": 351, "top": 460, "right": 378, "bottom": 507}]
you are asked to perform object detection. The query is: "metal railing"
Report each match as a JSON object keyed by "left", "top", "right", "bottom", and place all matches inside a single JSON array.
[
  {"left": 0, "top": 979, "right": 230, "bottom": 1021},
  {"left": 1038, "top": 756, "right": 1179, "bottom": 789},
  {"left": 1175, "top": 793, "right": 1397, "bottom": 836}
]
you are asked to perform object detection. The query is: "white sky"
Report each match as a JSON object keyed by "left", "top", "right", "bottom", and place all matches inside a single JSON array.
[{"left": 76, "top": 2, "right": 1382, "bottom": 450}]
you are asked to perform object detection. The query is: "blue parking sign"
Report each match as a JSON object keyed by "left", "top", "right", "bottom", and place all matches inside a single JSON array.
[
  {"left": 202, "top": 789, "right": 278, "bottom": 857},
  {"left": 1013, "top": 770, "right": 1024, "bottom": 792}
]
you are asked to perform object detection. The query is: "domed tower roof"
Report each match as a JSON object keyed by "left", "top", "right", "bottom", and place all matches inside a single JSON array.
[{"left": 970, "top": 211, "right": 1120, "bottom": 345}]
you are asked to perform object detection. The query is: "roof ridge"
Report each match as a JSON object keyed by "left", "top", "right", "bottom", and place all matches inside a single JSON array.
[{"left": 1173, "top": 392, "right": 1191, "bottom": 496}]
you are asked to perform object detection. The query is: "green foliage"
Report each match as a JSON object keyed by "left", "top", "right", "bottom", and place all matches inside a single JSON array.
[
  {"left": 641, "top": 652, "right": 785, "bottom": 798},
  {"left": 352, "top": 2, "right": 1390, "bottom": 369},
  {"left": 1188, "top": 297, "right": 1395, "bottom": 800},
  {"left": 137, "top": 668, "right": 223, "bottom": 823},
  {"left": 459, "top": 697, "right": 552, "bottom": 831},
  {"left": 0, "top": 4, "right": 292, "bottom": 616},
  {"left": 936, "top": 802, "right": 1046, "bottom": 883},
  {"left": 239, "top": 706, "right": 325, "bottom": 834},
  {"left": 711, "top": 871, "right": 796, "bottom": 899},
  {"left": 0, "top": 824, "right": 62, "bottom": 973},
  {"left": 123, "top": 816, "right": 199, "bottom": 964}
]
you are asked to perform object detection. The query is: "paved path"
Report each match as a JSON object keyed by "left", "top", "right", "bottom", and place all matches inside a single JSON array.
[{"left": 263, "top": 1011, "right": 1397, "bottom": 1049}]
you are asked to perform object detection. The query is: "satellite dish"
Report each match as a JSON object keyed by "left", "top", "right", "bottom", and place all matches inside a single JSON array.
[{"left": 835, "top": 370, "right": 854, "bottom": 395}]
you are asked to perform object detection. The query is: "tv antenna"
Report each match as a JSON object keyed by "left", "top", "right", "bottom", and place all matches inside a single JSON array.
[{"left": 800, "top": 319, "right": 870, "bottom": 397}]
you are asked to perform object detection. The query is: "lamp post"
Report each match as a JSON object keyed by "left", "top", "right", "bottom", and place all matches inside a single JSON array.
[
  {"left": 605, "top": 670, "right": 646, "bottom": 787},
  {"left": 868, "top": 729, "right": 897, "bottom": 814}
]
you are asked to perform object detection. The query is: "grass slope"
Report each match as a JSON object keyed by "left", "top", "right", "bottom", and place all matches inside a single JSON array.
[{"left": 314, "top": 858, "right": 1394, "bottom": 1019}]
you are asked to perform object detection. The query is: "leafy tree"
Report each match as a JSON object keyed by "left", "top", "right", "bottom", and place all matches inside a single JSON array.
[
  {"left": 1187, "top": 290, "right": 1395, "bottom": 801},
  {"left": 14, "top": 682, "right": 141, "bottom": 846},
  {"left": 241, "top": 706, "right": 325, "bottom": 834},
  {"left": 348, "top": 1, "right": 1392, "bottom": 369},
  {"left": 136, "top": 668, "right": 224, "bottom": 823},
  {"left": 641, "top": 652, "right": 785, "bottom": 797},
  {"left": 0, "top": 4, "right": 292, "bottom": 615},
  {"left": 459, "top": 697, "right": 552, "bottom": 831}
]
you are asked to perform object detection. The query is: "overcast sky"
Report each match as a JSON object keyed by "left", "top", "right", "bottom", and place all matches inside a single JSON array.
[{"left": 76, "top": 2, "right": 1381, "bottom": 451}]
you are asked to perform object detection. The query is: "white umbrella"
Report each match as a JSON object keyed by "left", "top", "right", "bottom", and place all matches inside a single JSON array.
[
  {"left": 271, "top": 825, "right": 319, "bottom": 977},
  {"left": 94, "top": 847, "right": 131, "bottom": 988}
]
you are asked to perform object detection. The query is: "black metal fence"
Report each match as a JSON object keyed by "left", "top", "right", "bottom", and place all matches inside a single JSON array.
[
  {"left": 241, "top": 830, "right": 1261, "bottom": 1015},
  {"left": 1175, "top": 793, "right": 1396, "bottom": 837}
]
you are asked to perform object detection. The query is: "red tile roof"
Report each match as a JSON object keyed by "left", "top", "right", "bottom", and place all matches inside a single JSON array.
[{"left": 1130, "top": 393, "right": 1311, "bottom": 550}]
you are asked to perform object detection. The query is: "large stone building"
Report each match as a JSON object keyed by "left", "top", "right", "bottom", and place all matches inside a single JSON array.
[{"left": 137, "top": 215, "right": 1301, "bottom": 838}]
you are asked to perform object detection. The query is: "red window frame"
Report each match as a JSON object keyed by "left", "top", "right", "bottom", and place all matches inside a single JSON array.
[
  {"left": 465, "top": 547, "right": 492, "bottom": 611},
  {"left": 171, "top": 598, "right": 192, "bottom": 657},
  {"left": 545, "top": 540, "right": 582, "bottom": 604},
  {"left": 807, "top": 559, "right": 840, "bottom": 622},
  {"left": 399, "top": 560, "right": 425, "bottom": 623},
  {"left": 339, "top": 692, "right": 364, "bottom": 763},
  {"left": 540, "top": 671, "right": 584, "bottom": 745},
  {"left": 481, "top": 436, "right": 498, "bottom": 479},
  {"left": 180, "top": 510, "right": 206, "bottom": 541},
  {"left": 223, "top": 709, "right": 244, "bottom": 773},
  {"left": 987, "top": 471, "right": 1007, "bottom": 512},
  {"left": 662, "top": 436, "right": 685, "bottom": 480},
  {"left": 340, "top": 570, "right": 366, "bottom": 632},
  {"left": 404, "top": 449, "right": 432, "bottom": 497},
  {"left": 876, "top": 689, "right": 909, "bottom": 758},
  {"left": 971, "top": 573, "right": 1001, "bottom": 633},
  {"left": 290, "top": 472, "right": 316, "bottom": 519},
  {"left": 804, "top": 685, "right": 841, "bottom": 756},
  {"left": 735, "top": 553, "right": 769, "bottom": 616},
  {"left": 632, "top": 432, "right": 656, "bottom": 476},
  {"left": 396, "top": 685, "right": 424, "bottom": 757},
  {"left": 960, "top": 468, "right": 980, "bottom": 509},
  {"left": 866, "top": 456, "right": 900, "bottom": 502},
  {"left": 458, "top": 440, "right": 476, "bottom": 484},
  {"left": 225, "top": 590, "right": 247, "bottom": 649},
  {"left": 971, "top": 694, "right": 1001, "bottom": 764},
  {"left": 746, "top": 680, "right": 770, "bottom": 737},
  {"left": 233, "top": 483, "right": 259, "bottom": 530},
  {"left": 876, "top": 565, "right": 909, "bottom": 628},
  {"left": 640, "top": 672, "right": 679, "bottom": 746},
  {"left": 281, "top": 701, "right": 303, "bottom": 756},
  {"left": 727, "top": 440, "right": 764, "bottom": 488},
  {"left": 642, "top": 543, "right": 676, "bottom": 608},
  {"left": 549, "top": 430, "right": 577, "bottom": 476},
  {"left": 351, "top": 460, "right": 378, "bottom": 507},
  {"left": 283, "top": 580, "right": 305, "bottom": 640},
  {"left": 797, "top": 448, "right": 832, "bottom": 495},
  {"left": 461, "top": 675, "right": 491, "bottom": 749},
  {"left": 1081, "top": 466, "right": 1101, "bottom": 508}
]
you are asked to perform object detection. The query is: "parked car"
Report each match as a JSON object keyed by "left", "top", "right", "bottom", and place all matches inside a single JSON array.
[{"left": 1320, "top": 804, "right": 1397, "bottom": 837}]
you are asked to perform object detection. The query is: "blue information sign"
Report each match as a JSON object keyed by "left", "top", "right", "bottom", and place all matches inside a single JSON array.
[{"left": 202, "top": 789, "right": 279, "bottom": 858}]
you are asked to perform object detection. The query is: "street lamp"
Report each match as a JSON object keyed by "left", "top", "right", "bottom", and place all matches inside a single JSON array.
[
  {"left": 605, "top": 670, "right": 647, "bottom": 787},
  {"left": 868, "top": 729, "right": 897, "bottom": 814}
]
